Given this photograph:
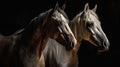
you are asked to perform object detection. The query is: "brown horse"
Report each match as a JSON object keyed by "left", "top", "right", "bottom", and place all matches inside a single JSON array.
[
  {"left": 41, "top": 3, "right": 110, "bottom": 67},
  {"left": 0, "top": 2, "right": 77, "bottom": 67}
]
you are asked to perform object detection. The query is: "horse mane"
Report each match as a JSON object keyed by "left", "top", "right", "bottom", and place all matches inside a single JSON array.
[
  {"left": 13, "top": 8, "right": 69, "bottom": 36},
  {"left": 71, "top": 11, "right": 83, "bottom": 23},
  {"left": 13, "top": 9, "right": 52, "bottom": 36}
]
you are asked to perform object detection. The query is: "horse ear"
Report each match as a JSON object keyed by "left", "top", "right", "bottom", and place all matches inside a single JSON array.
[
  {"left": 84, "top": 3, "right": 89, "bottom": 12},
  {"left": 51, "top": 2, "right": 59, "bottom": 13},
  {"left": 50, "top": 2, "right": 59, "bottom": 16},
  {"left": 61, "top": 3, "right": 66, "bottom": 10},
  {"left": 54, "top": 1, "right": 59, "bottom": 10},
  {"left": 92, "top": 4, "right": 97, "bottom": 12}
]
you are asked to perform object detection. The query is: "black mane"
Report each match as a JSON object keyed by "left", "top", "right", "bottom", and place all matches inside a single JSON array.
[
  {"left": 14, "top": 8, "right": 68, "bottom": 36},
  {"left": 14, "top": 9, "right": 51, "bottom": 35}
]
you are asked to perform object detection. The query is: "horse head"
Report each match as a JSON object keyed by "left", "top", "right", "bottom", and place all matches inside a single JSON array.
[
  {"left": 77, "top": 3, "right": 110, "bottom": 53},
  {"left": 45, "top": 2, "right": 77, "bottom": 50}
]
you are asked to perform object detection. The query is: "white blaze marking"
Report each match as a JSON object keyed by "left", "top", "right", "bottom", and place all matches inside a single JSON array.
[
  {"left": 60, "top": 13, "right": 67, "bottom": 23},
  {"left": 60, "top": 14, "right": 75, "bottom": 38}
]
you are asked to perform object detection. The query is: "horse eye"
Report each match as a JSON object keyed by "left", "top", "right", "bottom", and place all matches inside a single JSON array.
[{"left": 87, "top": 22, "right": 94, "bottom": 27}]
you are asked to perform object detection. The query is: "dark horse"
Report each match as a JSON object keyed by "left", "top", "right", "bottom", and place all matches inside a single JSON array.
[
  {"left": 41, "top": 3, "right": 110, "bottom": 67},
  {"left": 0, "top": 3, "right": 77, "bottom": 67}
]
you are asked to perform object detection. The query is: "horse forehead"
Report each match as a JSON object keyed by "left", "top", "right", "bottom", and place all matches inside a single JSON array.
[
  {"left": 60, "top": 13, "right": 68, "bottom": 24},
  {"left": 54, "top": 11, "right": 68, "bottom": 24},
  {"left": 88, "top": 13, "right": 100, "bottom": 24}
]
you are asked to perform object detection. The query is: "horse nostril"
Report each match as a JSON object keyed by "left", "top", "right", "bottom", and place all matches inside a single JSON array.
[
  {"left": 103, "top": 41, "right": 110, "bottom": 50},
  {"left": 70, "top": 42, "right": 74, "bottom": 48}
]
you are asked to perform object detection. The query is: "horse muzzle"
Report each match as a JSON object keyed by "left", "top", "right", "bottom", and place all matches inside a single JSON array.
[
  {"left": 65, "top": 34, "right": 77, "bottom": 50},
  {"left": 97, "top": 40, "right": 110, "bottom": 55}
]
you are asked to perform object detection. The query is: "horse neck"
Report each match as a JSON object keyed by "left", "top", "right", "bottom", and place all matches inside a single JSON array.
[
  {"left": 70, "top": 16, "right": 82, "bottom": 50},
  {"left": 15, "top": 15, "right": 49, "bottom": 58}
]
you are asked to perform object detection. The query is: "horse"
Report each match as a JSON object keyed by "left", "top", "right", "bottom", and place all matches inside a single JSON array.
[
  {"left": 41, "top": 3, "right": 110, "bottom": 67},
  {"left": 0, "top": 2, "right": 77, "bottom": 67}
]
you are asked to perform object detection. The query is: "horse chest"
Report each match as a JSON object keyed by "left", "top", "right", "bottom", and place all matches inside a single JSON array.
[{"left": 16, "top": 47, "right": 41, "bottom": 67}]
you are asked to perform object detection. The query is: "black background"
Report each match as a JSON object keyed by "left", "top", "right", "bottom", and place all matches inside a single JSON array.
[{"left": 1, "top": 0, "right": 120, "bottom": 66}]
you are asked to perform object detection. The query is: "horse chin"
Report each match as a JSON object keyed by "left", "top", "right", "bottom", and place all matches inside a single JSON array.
[
  {"left": 65, "top": 43, "right": 74, "bottom": 51},
  {"left": 96, "top": 47, "right": 109, "bottom": 55}
]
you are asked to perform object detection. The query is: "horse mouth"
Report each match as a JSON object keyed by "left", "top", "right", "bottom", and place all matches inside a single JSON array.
[
  {"left": 98, "top": 48, "right": 108, "bottom": 52},
  {"left": 96, "top": 46, "right": 109, "bottom": 55}
]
